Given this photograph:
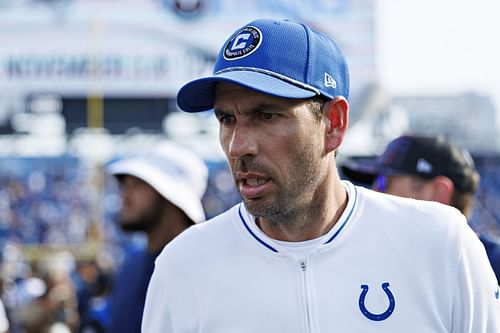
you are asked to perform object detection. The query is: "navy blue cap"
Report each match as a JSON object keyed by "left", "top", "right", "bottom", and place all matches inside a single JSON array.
[
  {"left": 177, "top": 18, "right": 349, "bottom": 112},
  {"left": 342, "top": 135, "right": 478, "bottom": 193}
]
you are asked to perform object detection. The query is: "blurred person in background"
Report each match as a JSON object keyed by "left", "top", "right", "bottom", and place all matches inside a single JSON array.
[
  {"left": 75, "top": 258, "right": 113, "bottom": 333},
  {"left": 16, "top": 251, "right": 80, "bottom": 333},
  {"left": 102, "top": 141, "right": 208, "bottom": 333},
  {"left": 342, "top": 134, "right": 500, "bottom": 282}
]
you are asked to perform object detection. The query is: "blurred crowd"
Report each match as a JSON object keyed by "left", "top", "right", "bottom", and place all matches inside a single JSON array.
[
  {"left": 0, "top": 155, "right": 240, "bottom": 333},
  {"left": 0, "top": 157, "right": 89, "bottom": 245},
  {"left": 471, "top": 156, "right": 500, "bottom": 236}
]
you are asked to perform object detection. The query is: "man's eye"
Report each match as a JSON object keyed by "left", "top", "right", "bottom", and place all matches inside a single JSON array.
[
  {"left": 218, "top": 114, "right": 235, "bottom": 125},
  {"left": 260, "top": 112, "right": 276, "bottom": 121}
]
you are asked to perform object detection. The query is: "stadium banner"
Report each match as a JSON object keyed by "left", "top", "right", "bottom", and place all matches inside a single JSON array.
[{"left": 0, "top": 0, "right": 374, "bottom": 96}]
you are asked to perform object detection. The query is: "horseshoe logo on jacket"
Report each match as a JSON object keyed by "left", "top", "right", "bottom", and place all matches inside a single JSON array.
[{"left": 358, "top": 282, "right": 395, "bottom": 321}]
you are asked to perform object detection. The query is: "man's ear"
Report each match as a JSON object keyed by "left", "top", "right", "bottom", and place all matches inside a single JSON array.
[
  {"left": 323, "top": 96, "right": 349, "bottom": 153},
  {"left": 431, "top": 176, "right": 454, "bottom": 205}
]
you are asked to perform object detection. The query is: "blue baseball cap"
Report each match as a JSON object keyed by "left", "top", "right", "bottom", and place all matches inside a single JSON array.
[
  {"left": 177, "top": 18, "right": 350, "bottom": 112},
  {"left": 342, "top": 135, "right": 479, "bottom": 193}
]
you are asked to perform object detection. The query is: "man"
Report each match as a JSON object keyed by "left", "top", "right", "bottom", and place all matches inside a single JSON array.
[
  {"left": 341, "top": 134, "right": 500, "bottom": 282},
  {"left": 142, "top": 19, "right": 499, "bottom": 332},
  {"left": 105, "top": 141, "right": 208, "bottom": 333}
]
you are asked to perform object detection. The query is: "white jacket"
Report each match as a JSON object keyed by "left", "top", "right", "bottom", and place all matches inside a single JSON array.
[{"left": 142, "top": 182, "right": 500, "bottom": 332}]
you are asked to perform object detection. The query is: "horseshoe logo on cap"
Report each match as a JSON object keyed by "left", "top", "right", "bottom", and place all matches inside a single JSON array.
[{"left": 358, "top": 282, "right": 395, "bottom": 321}]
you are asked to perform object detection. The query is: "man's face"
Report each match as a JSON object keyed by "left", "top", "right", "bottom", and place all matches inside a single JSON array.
[
  {"left": 118, "top": 175, "right": 166, "bottom": 232},
  {"left": 214, "top": 83, "right": 329, "bottom": 219},
  {"left": 373, "top": 174, "right": 434, "bottom": 201}
]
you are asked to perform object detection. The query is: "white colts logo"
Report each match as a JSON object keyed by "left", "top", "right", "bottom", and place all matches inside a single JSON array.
[
  {"left": 231, "top": 33, "right": 251, "bottom": 51},
  {"left": 324, "top": 73, "right": 337, "bottom": 88}
]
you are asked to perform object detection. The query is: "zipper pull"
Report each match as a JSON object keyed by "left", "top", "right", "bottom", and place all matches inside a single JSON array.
[{"left": 300, "top": 260, "right": 307, "bottom": 271}]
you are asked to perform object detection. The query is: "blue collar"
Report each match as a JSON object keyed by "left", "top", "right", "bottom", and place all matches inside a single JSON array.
[{"left": 238, "top": 182, "right": 359, "bottom": 253}]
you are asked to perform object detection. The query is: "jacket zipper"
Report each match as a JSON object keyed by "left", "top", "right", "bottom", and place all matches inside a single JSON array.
[{"left": 299, "top": 258, "right": 312, "bottom": 333}]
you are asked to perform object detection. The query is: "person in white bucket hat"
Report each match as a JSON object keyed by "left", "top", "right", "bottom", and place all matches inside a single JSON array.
[
  {"left": 105, "top": 140, "right": 208, "bottom": 333},
  {"left": 108, "top": 141, "right": 208, "bottom": 226}
]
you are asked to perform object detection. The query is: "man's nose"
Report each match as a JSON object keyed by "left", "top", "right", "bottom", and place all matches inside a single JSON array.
[{"left": 227, "top": 123, "right": 258, "bottom": 159}]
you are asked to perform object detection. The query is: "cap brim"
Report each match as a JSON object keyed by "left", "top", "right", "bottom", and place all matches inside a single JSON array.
[
  {"left": 177, "top": 70, "right": 318, "bottom": 113},
  {"left": 341, "top": 158, "right": 378, "bottom": 185},
  {"left": 341, "top": 158, "right": 419, "bottom": 185}
]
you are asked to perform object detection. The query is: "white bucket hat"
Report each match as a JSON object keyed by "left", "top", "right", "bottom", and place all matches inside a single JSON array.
[{"left": 107, "top": 141, "right": 208, "bottom": 223}]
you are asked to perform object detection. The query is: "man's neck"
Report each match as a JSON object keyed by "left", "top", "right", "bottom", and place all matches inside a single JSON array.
[{"left": 256, "top": 181, "right": 348, "bottom": 242}]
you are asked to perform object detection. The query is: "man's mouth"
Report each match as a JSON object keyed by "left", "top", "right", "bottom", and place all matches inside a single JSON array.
[
  {"left": 237, "top": 173, "right": 271, "bottom": 198},
  {"left": 245, "top": 178, "right": 267, "bottom": 186}
]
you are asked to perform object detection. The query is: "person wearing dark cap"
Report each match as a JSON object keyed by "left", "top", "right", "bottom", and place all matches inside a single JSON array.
[
  {"left": 104, "top": 141, "right": 208, "bottom": 333},
  {"left": 342, "top": 134, "right": 500, "bottom": 283},
  {"left": 142, "top": 19, "right": 499, "bottom": 332}
]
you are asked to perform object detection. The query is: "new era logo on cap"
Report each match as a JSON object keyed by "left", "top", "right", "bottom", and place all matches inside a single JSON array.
[
  {"left": 324, "top": 73, "right": 337, "bottom": 88},
  {"left": 416, "top": 158, "right": 433, "bottom": 174}
]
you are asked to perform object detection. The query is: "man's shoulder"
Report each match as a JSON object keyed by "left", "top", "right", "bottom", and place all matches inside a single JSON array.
[
  {"left": 356, "top": 185, "right": 468, "bottom": 235},
  {"left": 359, "top": 185, "right": 464, "bottom": 218},
  {"left": 354, "top": 186, "right": 473, "bottom": 265}
]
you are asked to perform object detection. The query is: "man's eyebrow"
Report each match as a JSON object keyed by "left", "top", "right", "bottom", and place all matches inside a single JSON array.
[
  {"left": 250, "top": 103, "right": 271, "bottom": 112},
  {"left": 248, "top": 102, "right": 289, "bottom": 114},
  {"left": 214, "top": 101, "right": 292, "bottom": 116},
  {"left": 213, "top": 108, "right": 231, "bottom": 117}
]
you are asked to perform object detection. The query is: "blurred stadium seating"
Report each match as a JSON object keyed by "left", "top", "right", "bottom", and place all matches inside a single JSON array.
[
  {"left": 0, "top": 155, "right": 240, "bottom": 252},
  {"left": 0, "top": 156, "right": 89, "bottom": 246}
]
